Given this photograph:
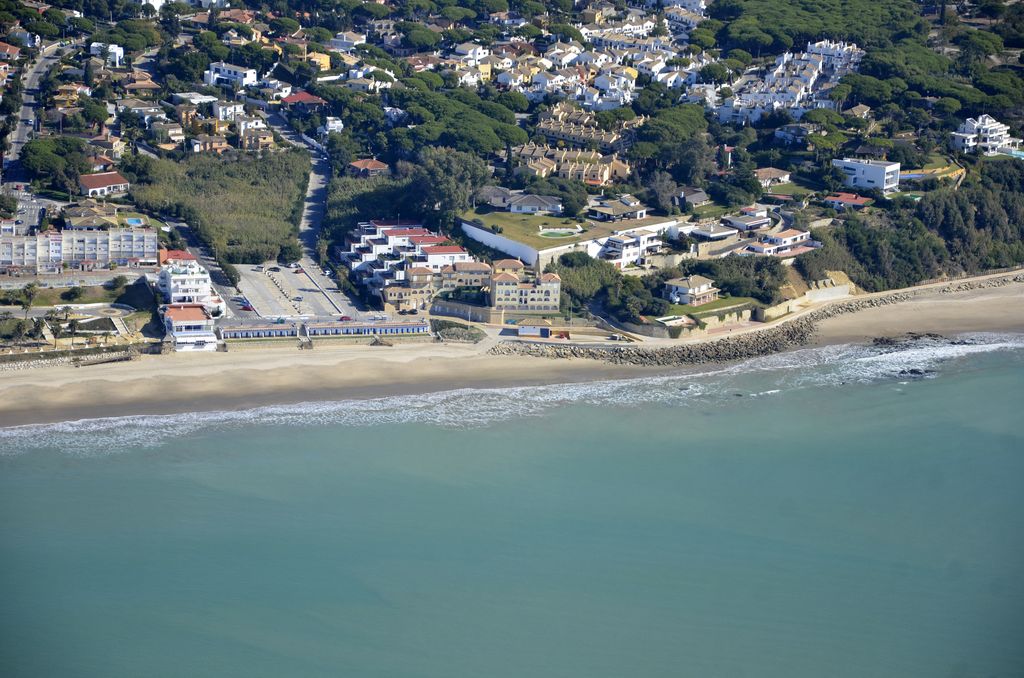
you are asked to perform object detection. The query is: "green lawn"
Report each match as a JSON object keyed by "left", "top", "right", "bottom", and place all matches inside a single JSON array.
[
  {"left": 9, "top": 280, "right": 156, "bottom": 311},
  {"left": 690, "top": 203, "right": 730, "bottom": 220},
  {"left": 667, "top": 296, "right": 758, "bottom": 317},
  {"left": 923, "top": 154, "right": 951, "bottom": 170},
  {"left": 463, "top": 207, "right": 623, "bottom": 250},
  {"left": 767, "top": 180, "right": 814, "bottom": 197}
]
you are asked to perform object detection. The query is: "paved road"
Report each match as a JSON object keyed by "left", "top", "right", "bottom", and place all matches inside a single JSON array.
[
  {"left": 264, "top": 113, "right": 364, "bottom": 320},
  {"left": 4, "top": 42, "right": 69, "bottom": 183}
]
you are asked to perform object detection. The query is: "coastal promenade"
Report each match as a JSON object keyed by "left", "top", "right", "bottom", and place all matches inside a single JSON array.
[{"left": 0, "top": 271, "right": 1022, "bottom": 427}]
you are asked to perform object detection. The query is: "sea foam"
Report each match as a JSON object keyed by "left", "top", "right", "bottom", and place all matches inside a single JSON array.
[{"left": 2, "top": 333, "right": 1022, "bottom": 456}]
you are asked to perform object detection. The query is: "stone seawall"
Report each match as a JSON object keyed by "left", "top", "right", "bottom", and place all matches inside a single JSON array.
[
  {"left": 488, "top": 272, "right": 1024, "bottom": 366},
  {"left": 0, "top": 349, "right": 140, "bottom": 372}
]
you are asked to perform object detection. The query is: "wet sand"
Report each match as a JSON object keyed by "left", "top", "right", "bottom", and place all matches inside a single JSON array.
[{"left": 1, "top": 275, "right": 1022, "bottom": 428}]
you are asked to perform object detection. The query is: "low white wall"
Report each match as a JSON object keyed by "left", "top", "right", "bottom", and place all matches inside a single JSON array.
[
  {"left": 460, "top": 221, "right": 539, "bottom": 265},
  {"left": 805, "top": 285, "right": 851, "bottom": 302}
]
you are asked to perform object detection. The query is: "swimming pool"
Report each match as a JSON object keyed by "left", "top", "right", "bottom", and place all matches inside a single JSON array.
[{"left": 124, "top": 217, "right": 145, "bottom": 226}]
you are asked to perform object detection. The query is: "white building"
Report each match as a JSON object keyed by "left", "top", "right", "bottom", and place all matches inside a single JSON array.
[
  {"left": 663, "top": 275, "right": 719, "bottom": 306},
  {"left": 161, "top": 304, "right": 219, "bottom": 352},
  {"left": 212, "top": 100, "right": 245, "bottom": 121},
  {"left": 133, "top": 0, "right": 167, "bottom": 12},
  {"left": 0, "top": 228, "right": 159, "bottom": 274},
  {"left": 831, "top": 158, "right": 900, "bottom": 193},
  {"left": 338, "top": 220, "right": 468, "bottom": 292},
  {"left": 951, "top": 115, "right": 1022, "bottom": 155},
  {"left": 203, "top": 62, "right": 258, "bottom": 89},
  {"left": 318, "top": 117, "right": 344, "bottom": 138},
  {"left": 329, "top": 31, "right": 366, "bottom": 52},
  {"left": 90, "top": 42, "right": 124, "bottom": 68},
  {"left": 158, "top": 249, "right": 226, "bottom": 316}
]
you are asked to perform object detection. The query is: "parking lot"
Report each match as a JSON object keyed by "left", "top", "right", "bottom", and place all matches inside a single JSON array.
[{"left": 235, "top": 263, "right": 360, "bottom": 320}]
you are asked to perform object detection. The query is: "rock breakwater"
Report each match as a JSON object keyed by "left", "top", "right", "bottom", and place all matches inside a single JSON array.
[{"left": 487, "top": 286, "right": 970, "bottom": 366}]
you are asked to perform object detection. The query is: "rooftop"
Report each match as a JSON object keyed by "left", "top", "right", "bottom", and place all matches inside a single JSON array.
[
  {"left": 78, "top": 172, "right": 129, "bottom": 189},
  {"left": 163, "top": 304, "right": 211, "bottom": 322},
  {"left": 463, "top": 208, "right": 674, "bottom": 250}
]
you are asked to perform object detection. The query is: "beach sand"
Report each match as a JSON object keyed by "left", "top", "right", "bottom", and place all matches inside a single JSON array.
[{"left": 1, "top": 279, "right": 1022, "bottom": 428}]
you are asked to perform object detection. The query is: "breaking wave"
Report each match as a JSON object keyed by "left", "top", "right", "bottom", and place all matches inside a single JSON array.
[{"left": 2, "top": 333, "right": 1022, "bottom": 456}]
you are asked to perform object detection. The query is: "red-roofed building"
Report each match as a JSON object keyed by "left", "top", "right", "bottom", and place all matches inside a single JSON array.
[
  {"left": 348, "top": 158, "right": 390, "bottom": 178},
  {"left": 158, "top": 249, "right": 196, "bottom": 265},
  {"left": 281, "top": 91, "right": 327, "bottom": 111},
  {"left": 384, "top": 228, "right": 433, "bottom": 238},
  {"left": 823, "top": 192, "right": 872, "bottom": 210},
  {"left": 417, "top": 245, "right": 471, "bottom": 271},
  {"left": 0, "top": 42, "right": 20, "bottom": 60},
  {"left": 161, "top": 304, "right": 218, "bottom": 352},
  {"left": 408, "top": 235, "right": 449, "bottom": 247},
  {"left": 78, "top": 172, "right": 130, "bottom": 197}
]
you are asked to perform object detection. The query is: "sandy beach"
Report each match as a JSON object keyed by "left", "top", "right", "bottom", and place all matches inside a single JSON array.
[{"left": 1, "top": 276, "right": 1022, "bottom": 428}]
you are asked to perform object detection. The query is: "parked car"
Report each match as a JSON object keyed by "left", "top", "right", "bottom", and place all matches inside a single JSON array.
[
  {"left": 241, "top": 305, "right": 254, "bottom": 311},
  {"left": 339, "top": 315, "right": 353, "bottom": 322},
  {"left": 292, "top": 296, "right": 303, "bottom": 301},
  {"left": 268, "top": 266, "right": 281, "bottom": 272}
]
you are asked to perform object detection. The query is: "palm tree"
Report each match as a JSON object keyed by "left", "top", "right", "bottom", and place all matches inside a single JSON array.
[
  {"left": 67, "top": 319, "right": 80, "bottom": 348},
  {"left": 31, "top": 318, "right": 45, "bottom": 343},
  {"left": 10, "top": 319, "right": 27, "bottom": 346},
  {"left": 20, "top": 283, "right": 39, "bottom": 320}
]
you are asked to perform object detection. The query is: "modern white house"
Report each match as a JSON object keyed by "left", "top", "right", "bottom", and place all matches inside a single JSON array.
[
  {"left": 951, "top": 115, "right": 1022, "bottom": 155},
  {"left": 318, "top": 116, "right": 344, "bottom": 138},
  {"left": 90, "top": 42, "right": 124, "bottom": 68},
  {"left": 329, "top": 31, "right": 366, "bottom": 52},
  {"left": 212, "top": 100, "right": 245, "bottom": 121},
  {"left": 663, "top": 275, "right": 719, "bottom": 306},
  {"left": 161, "top": 304, "right": 219, "bottom": 352},
  {"left": 831, "top": 157, "right": 900, "bottom": 193},
  {"left": 461, "top": 216, "right": 676, "bottom": 269},
  {"left": 203, "top": 62, "right": 258, "bottom": 88},
  {"left": 158, "top": 249, "right": 226, "bottom": 316}
]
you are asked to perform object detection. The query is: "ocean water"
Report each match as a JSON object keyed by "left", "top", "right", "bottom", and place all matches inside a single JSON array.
[{"left": 2, "top": 335, "right": 1024, "bottom": 678}]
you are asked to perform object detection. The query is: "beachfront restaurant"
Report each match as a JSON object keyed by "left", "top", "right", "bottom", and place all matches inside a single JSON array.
[
  {"left": 220, "top": 323, "right": 300, "bottom": 340},
  {"left": 305, "top": 320, "right": 429, "bottom": 336}
]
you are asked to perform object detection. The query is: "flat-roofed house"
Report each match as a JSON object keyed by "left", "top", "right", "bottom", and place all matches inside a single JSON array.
[{"left": 161, "top": 304, "right": 218, "bottom": 352}]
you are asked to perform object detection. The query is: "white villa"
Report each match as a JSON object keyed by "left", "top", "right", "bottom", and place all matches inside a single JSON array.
[
  {"left": 158, "top": 249, "right": 226, "bottom": 316},
  {"left": 951, "top": 115, "right": 1022, "bottom": 155},
  {"left": 161, "top": 304, "right": 219, "bottom": 352},
  {"left": 831, "top": 158, "right": 901, "bottom": 193},
  {"left": 203, "top": 61, "right": 258, "bottom": 88},
  {"left": 663, "top": 275, "right": 719, "bottom": 306}
]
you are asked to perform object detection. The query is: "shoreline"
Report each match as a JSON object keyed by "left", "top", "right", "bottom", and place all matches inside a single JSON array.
[{"left": 1, "top": 273, "right": 1023, "bottom": 429}]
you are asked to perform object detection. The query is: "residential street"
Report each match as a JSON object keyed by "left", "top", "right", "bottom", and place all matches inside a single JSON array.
[{"left": 4, "top": 41, "right": 69, "bottom": 184}]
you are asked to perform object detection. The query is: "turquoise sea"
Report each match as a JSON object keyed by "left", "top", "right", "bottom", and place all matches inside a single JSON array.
[{"left": 2, "top": 334, "right": 1024, "bottom": 678}]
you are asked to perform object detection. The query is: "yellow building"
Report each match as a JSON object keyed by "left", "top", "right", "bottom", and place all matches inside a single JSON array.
[{"left": 306, "top": 51, "right": 332, "bottom": 71}]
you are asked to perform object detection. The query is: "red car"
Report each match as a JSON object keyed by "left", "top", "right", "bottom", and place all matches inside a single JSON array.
[
  {"left": 339, "top": 315, "right": 353, "bottom": 321},
  {"left": 241, "top": 305, "right": 255, "bottom": 311}
]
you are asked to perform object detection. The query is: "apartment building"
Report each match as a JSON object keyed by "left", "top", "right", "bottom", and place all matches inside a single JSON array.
[
  {"left": 951, "top": 115, "right": 1022, "bottom": 155},
  {"left": 0, "top": 228, "right": 158, "bottom": 273},
  {"left": 157, "top": 249, "right": 226, "bottom": 315},
  {"left": 490, "top": 271, "right": 562, "bottom": 312},
  {"left": 203, "top": 61, "right": 258, "bottom": 88}
]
